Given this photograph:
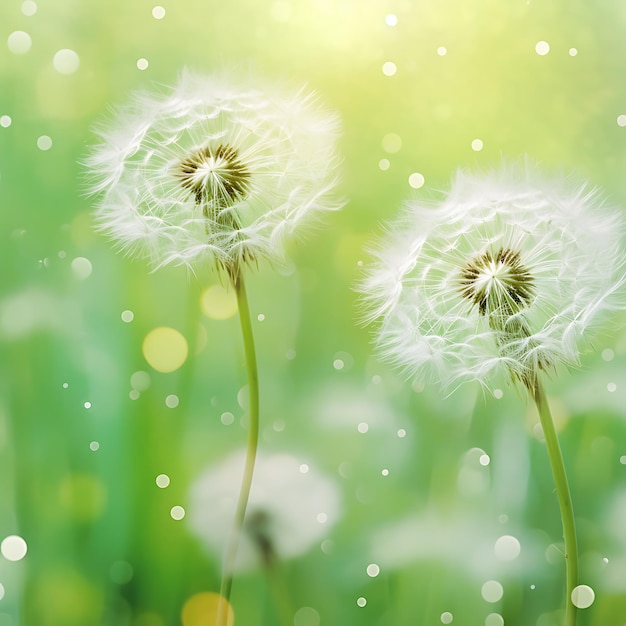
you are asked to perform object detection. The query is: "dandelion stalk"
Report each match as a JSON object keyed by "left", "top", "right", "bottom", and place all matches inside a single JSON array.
[
  {"left": 531, "top": 377, "right": 578, "bottom": 626},
  {"left": 216, "top": 267, "right": 260, "bottom": 626}
]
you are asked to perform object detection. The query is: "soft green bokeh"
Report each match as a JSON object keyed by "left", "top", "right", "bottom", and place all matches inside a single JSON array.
[{"left": 1, "top": 1, "right": 626, "bottom": 625}]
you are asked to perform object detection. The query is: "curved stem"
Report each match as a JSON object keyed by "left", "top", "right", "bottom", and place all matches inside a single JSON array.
[
  {"left": 216, "top": 269, "right": 260, "bottom": 626},
  {"left": 531, "top": 378, "right": 578, "bottom": 626}
]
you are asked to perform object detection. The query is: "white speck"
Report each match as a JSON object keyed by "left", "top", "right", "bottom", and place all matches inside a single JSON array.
[
  {"left": 165, "top": 394, "right": 179, "bottom": 408},
  {"left": 317, "top": 512, "right": 328, "bottom": 523},
  {"left": 479, "top": 454, "right": 490, "bottom": 466},
  {"left": 257, "top": 313, "right": 265, "bottom": 321},
  {"left": 357, "top": 422, "right": 369, "bottom": 434},
  {"left": 378, "top": 158, "right": 390, "bottom": 171},
  {"left": 494, "top": 535, "right": 521, "bottom": 561},
  {"left": 152, "top": 5, "right": 166, "bottom": 19},
  {"left": 408, "top": 172, "right": 425, "bottom": 189},
  {"left": 7, "top": 31, "right": 32, "bottom": 55},
  {"left": 89, "top": 441, "right": 100, "bottom": 451},
  {"left": 481, "top": 580, "right": 504, "bottom": 603},
  {"left": 170, "top": 505, "right": 185, "bottom": 520},
  {"left": 382, "top": 133, "right": 402, "bottom": 153},
  {"left": 535, "top": 41, "right": 550, "bottom": 56},
  {"left": 156, "top": 474, "right": 170, "bottom": 488},
  {"left": 382, "top": 61, "right": 397, "bottom": 77},
  {"left": 602, "top": 557, "right": 609, "bottom": 564},
  {"left": 397, "top": 428, "right": 406, "bottom": 438},
  {"left": 530, "top": 584, "right": 535, "bottom": 589},
  {"left": 84, "top": 402, "right": 92, "bottom": 409},
  {"left": 485, "top": 614, "right": 504, "bottom": 626},
  {"left": 437, "top": 46, "right": 447, "bottom": 56},
  {"left": 356, "top": 597, "right": 367, "bottom": 607},
  {"left": 617, "top": 115, "right": 626, "bottom": 128},
  {"left": 37, "top": 135, "right": 52, "bottom": 151},
  {"left": 440, "top": 612, "right": 453, "bottom": 624},
  {"left": 571, "top": 584, "right": 595, "bottom": 609},
  {"left": 381, "top": 468, "right": 389, "bottom": 476},
  {"left": 62, "top": 383, "right": 69, "bottom": 389},
  {"left": 0, "top": 583, "right": 4, "bottom": 600},
  {"left": 471, "top": 138, "right": 484, "bottom": 152},
  {"left": 299, "top": 463, "right": 309, "bottom": 474},
  {"left": 607, "top": 382, "right": 617, "bottom": 393},
  {"left": 220, "top": 412, "right": 234, "bottom": 425},
  {"left": 0, "top": 115, "right": 12, "bottom": 128},
  {"left": 1, "top": 535, "right": 28, "bottom": 561},
  {"left": 130, "top": 371, "right": 151, "bottom": 392},
  {"left": 569, "top": 48, "right": 578, "bottom": 56},
  {"left": 333, "top": 359, "right": 344, "bottom": 370},
  {"left": 21, "top": 1, "right": 37, "bottom": 15},
  {"left": 366, "top": 563, "right": 380, "bottom": 577},
  {"left": 137, "top": 58, "right": 149, "bottom": 70},
  {"left": 602, "top": 348, "right": 615, "bottom": 361},
  {"left": 129, "top": 390, "right": 140, "bottom": 400},
  {"left": 71, "top": 256, "right": 92, "bottom": 279},
  {"left": 121, "top": 310, "right": 134, "bottom": 323},
  {"left": 53, "top": 49, "right": 80, "bottom": 74},
  {"left": 619, "top": 455, "right": 626, "bottom": 465},
  {"left": 385, "top": 13, "right": 397, "bottom": 26}
]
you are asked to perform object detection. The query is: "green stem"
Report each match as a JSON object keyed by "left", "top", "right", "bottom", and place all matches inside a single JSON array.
[
  {"left": 216, "top": 269, "right": 260, "bottom": 626},
  {"left": 531, "top": 378, "right": 578, "bottom": 626}
]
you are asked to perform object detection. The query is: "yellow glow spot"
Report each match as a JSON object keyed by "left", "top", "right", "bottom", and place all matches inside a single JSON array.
[
  {"left": 201, "top": 285, "right": 238, "bottom": 320},
  {"left": 535, "top": 41, "right": 550, "bottom": 56},
  {"left": 137, "top": 58, "right": 149, "bottom": 70},
  {"left": 143, "top": 327, "right": 188, "bottom": 373},
  {"left": 182, "top": 592, "right": 234, "bottom": 626}
]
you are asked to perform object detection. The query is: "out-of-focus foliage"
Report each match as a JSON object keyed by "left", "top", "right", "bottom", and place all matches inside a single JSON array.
[{"left": 1, "top": 1, "right": 626, "bottom": 625}]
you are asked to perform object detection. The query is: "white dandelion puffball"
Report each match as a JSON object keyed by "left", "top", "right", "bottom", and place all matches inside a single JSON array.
[
  {"left": 85, "top": 71, "right": 343, "bottom": 271},
  {"left": 360, "top": 162, "right": 625, "bottom": 391},
  {"left": 187, "top": 450, "right": 342, "bottom": 572}
]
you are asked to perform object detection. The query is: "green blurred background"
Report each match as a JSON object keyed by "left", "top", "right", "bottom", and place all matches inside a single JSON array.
[{"left": 1, "top": 0, "right": 626, "bottom": 624}]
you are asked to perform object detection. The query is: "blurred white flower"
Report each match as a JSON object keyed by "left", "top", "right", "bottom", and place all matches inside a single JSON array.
[
  {"left": 187, "top": 450, "right": 342, "bottom": 572},
  {"left": 359, "top": 162, "right": 625, "bottom": 391},
  {"left": 85, "top": 71, "right": 342, "bottom": 272}
]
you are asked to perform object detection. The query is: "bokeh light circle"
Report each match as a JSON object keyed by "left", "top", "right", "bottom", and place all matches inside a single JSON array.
[
  {"left": 481, "top": 580, "right": 504, "bottom": 603},
  {"left": 571, "top": 585, "right": 595, "bottom": 609},
  {"left": 142, "top": 327, "right": 188, "bottom": 373},
  {"left": 1, "top": 535, "right": 28, "bottom": 561},
  {"left": 181, "top": 592, "right": 234, "bottom": 626},
  {"left": 201, "top": 285, "right": 238, "bottom": 320}
]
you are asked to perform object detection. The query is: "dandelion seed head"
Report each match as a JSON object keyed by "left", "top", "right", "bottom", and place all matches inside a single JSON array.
[
  {"left": 187, "top": 450, "right": 342, "bottom": 572},
  {"left": 85, "top": 70, "right": 343, "bottom": 273},
  {"left": 359, "top": 160, "right": 626, "bottom": 391}
]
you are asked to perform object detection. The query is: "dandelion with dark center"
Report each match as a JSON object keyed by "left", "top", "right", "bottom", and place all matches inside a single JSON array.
[
  {"left": 359, "top": 162, "right": 626, "bottom": 626},
  {"left": 85, "top": 71, "right": 343, "bottom": 626}
]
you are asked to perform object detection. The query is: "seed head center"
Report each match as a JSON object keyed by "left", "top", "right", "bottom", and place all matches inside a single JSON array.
[
  {"left": 177, "top": 144, "right": 251, "bottom": 207},
  {"left": 459, "top": 247, "right": 535, "bottom": 316}
]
